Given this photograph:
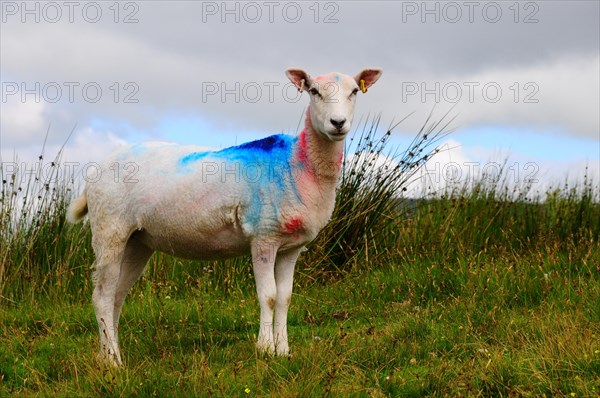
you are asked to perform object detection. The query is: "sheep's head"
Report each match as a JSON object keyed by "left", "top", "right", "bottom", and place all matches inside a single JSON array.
[{"left": 286, "top": 68, "right": 382, "bottom": 141}]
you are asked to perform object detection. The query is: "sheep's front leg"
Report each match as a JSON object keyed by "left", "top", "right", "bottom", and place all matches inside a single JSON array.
[
  {"left": 252, "top": 242, "right": 278, "bottom": 354},
  {"left": 274, "top": 248, "right": 301, "bottom": 356}
]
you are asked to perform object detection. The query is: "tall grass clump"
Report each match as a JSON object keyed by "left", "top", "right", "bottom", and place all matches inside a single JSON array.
[
  {"left": 396, "top": 167, "right": 600, "bottom": 262},
  {"left": 304, "top": 110, "right": 454, "bottom": 276},
  {"left": 542, "top": 173, "right": 600, "bottom": 242},
  {"left": 0, "top": 144, "right": 92, "bottom": 302}
]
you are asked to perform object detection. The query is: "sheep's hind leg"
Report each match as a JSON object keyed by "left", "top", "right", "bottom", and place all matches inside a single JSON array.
[
  {"left": 112, "top": 233, "right": 153, "bottom": 355},
  {"left": 91, "top": 236, "right": 127, "bottom": 366}
]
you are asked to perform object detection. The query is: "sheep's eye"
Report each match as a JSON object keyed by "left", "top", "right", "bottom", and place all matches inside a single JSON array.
[
  {"left": 309, "top": 88, "right": 321, "bottom": 97},
  {"left": 350, "top": 88, "right": 359, "bottom": 97}
]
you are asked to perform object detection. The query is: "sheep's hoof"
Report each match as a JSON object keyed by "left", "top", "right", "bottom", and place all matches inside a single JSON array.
[
  {"left": 256, "top": 341, "right": 276, "bottom": 357},
  {"left": 96, "top": 351, "right": 122, "bottom": 368},
  {"left": 275, "top": 346, "right": 290, "bottom": 357}
]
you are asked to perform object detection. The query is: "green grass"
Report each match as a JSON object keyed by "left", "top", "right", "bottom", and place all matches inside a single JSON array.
[
  {"left": 1, "top": 248, "right": 598, "bottom": 397},
  {"left": 1, "top": 120, "right": 599, "bottom": 396}
]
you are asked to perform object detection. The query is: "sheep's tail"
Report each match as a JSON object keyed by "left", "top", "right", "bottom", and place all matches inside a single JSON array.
[{"left": 66, "top": 192, "right": 88, "bottom": 224}]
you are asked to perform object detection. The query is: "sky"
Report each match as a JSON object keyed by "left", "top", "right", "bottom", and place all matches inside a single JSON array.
[{"left": 1, "top": 0, "right": 599, "bottom": 195}]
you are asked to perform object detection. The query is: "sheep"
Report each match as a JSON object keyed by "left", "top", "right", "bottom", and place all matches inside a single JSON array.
[{"left": 67, "top": 68, "right": 382, "bottom": 365}]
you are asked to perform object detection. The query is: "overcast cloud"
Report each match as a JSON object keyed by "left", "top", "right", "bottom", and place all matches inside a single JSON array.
[{"left": 1, "top": 0, "right": 598, "bottom": 186}]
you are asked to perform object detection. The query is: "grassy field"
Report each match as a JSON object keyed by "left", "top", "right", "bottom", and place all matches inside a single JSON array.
[{"left": 1, "top": 121, "right": 599, "bottom": 397}]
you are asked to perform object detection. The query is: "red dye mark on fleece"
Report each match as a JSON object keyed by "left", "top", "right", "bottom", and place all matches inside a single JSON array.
[
  {"left": 283, "top": 217, "right": 304, "bottom": 235},
  {"left": 298, "top": 130, "right": 309, "bottom": 165},
  {"left": 297, "top": 130, "right": 317, "bottom": 182}
]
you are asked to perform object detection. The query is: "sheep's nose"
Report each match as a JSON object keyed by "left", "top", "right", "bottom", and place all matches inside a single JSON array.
[{"left": 330, "top": 118, "right": 346, "bottom": 129}]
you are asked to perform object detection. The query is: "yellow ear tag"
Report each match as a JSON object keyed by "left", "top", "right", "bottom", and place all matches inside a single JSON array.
[{"left": 360, "top": 79, "right": 367, "bottom": 93}]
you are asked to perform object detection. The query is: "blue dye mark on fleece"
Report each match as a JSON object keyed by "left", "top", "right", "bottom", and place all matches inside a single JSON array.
[
  {"left": 178, "top": 134, "right": 302, "bottom": 233},
  {"left": 180, "top": 150, "right": 210, "bottom": 167},
  {"left": 237, "top": 135, "right": 289, "bottom": 152},
  {"left": 179, "top": 135, "right": 294, "bottom": 170}
]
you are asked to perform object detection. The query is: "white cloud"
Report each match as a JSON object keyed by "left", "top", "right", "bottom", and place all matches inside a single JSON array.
[
  {"left": 1, "top": 2, "right": 598, "bottom": 143},
  {"left": 1, "top": 127, "right": 126, "bottom": 189},
  {"left": 0, "top": 1, "right": 597, "bottom": 194},
  {"left": 403, "top": 138, "right": 600, "bottom": 198},
  {"left": 459, "top": 54, "right": 600, "bottom": 138},
  {"left": 381, "top": 54, "right": 600, "bottom": 140},
  {"left": 0, "top": 100, "right": 47, "bottom": 146},
  {"left": 404, "top": 139, "right": 473, "bottom": 196},
  {"left": 63, "top": 127, "right": 127, "bottom": 164}
]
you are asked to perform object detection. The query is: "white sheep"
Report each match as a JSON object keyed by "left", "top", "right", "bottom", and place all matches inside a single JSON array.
[{"left": 67, "top": 68, "right": 382, "bottom": 365}]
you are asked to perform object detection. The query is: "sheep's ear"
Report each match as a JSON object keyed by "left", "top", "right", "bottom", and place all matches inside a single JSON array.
[
  {"left": 286, "top": 68, "right": 312, "bottom": 92},
  {"left": 355, "top": 68, "right": 382, "bottom": 93}
]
